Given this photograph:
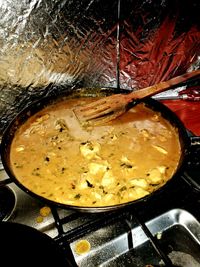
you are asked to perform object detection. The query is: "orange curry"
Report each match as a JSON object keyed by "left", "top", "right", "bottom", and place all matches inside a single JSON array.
[{"left": 10, "top": 97, "right": 181, "bottom": 207}]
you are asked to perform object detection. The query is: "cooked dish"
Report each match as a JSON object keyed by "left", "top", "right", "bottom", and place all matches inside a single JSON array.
[{"left": 10, "top": 97, "right": 181, "bottom": 207}]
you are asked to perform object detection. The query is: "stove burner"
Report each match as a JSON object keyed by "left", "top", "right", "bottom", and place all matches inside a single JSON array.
[{"left": 0, "top": 186, "right": 16, "bottom": 221}]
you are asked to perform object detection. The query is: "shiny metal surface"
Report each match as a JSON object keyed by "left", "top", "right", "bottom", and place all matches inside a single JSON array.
[
  {"left": 153, "top": 86, "right": 200, "bottom": 101},
  {"left": 71, "top": 209, "right": 200, "bottom": 267},
  {"left": 0, "top": 168, "right": 71, "bottom": 237}
]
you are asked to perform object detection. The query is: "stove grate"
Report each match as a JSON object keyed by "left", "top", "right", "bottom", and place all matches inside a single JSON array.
[{"left": 51, "top": 206, "right": 179, "bottom": 267}]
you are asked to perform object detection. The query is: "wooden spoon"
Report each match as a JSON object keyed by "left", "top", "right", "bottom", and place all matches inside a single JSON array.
[{"left": 73, "top": 69, "right": 200, "bottom": 125}]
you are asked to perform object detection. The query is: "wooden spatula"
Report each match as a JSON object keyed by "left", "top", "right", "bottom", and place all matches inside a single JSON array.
[{"left": 73, "top": 69, "right": 200, "bottom": 125}]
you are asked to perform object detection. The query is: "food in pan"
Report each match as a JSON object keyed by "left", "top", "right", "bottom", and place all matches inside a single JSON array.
[{"left": 10, "top": 97, "right": 181, "bottom": 207}]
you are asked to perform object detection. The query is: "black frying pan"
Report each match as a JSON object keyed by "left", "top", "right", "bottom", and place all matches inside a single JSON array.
[
  {"left": 0, "top": 87, "right": 191, "bottom": 212},
  {"left": 0, "top": 221, "right": 75, "bottom": 266}
]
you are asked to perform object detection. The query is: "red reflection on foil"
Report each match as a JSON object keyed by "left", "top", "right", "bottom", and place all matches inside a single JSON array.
[{"left": 120, "top": 16, "right": 200, "bottom": 89}]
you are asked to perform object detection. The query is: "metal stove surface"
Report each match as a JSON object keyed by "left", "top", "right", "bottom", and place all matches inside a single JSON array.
[
  {"left": 0, "top": 168, "right": 72, "bottom": 238},
  {"left": 0, "top": 147, "right": 200, "bottom": 267}
]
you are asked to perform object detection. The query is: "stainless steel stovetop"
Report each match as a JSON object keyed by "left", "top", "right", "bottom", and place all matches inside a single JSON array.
[{"left": 0, "top": 144, "right": 200, "bottom": 267}]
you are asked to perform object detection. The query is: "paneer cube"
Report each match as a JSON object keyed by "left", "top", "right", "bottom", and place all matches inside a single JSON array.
[
  {"left": 79, "top": 141, "right": 101, "bottom": 160},
  {"left": 122, "top": 187, "right": 149, "bottom": 201},
  {"left": 129, "top": 178, "right": 148, "bottom": 189},
  {"left": 88, "top": 162, "right": 109, "bottom": 175},
  {"left": 101, "top": 170, "right": 115, "bottom": 187},
  {"left": 147, "top": 166, "right": 167, "bottom": 184},
  {"left": 134, "top": 187, "right": 149, "bottom": 198}
]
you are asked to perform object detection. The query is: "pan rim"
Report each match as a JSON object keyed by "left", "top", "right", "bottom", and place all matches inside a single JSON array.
[{"left": 0, "top": 87, "right": 191, "bottom": 213}]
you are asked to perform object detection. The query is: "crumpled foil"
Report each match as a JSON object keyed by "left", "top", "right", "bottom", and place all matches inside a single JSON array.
[{"left": 0, "top": 0, "right": 199, "bottom": 137}]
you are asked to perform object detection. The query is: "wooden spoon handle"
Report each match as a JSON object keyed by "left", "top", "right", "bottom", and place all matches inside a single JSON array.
[{"left": 126, "top": 69, "right": 200, "bottom": 102}]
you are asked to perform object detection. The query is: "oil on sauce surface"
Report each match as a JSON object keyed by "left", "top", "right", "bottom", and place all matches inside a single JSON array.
[{"left": 10, "top": 97, "right": 181, "bottom": 207}]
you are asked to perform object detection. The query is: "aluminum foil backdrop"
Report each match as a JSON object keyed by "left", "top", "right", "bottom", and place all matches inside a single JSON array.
[{"left": 0, "top": 0, "right": 199, "bottom": 137}]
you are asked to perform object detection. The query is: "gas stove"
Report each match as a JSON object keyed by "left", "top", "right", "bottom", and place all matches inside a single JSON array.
[{"left": 0, "top": 134, "right": 200, "bottom": 267}]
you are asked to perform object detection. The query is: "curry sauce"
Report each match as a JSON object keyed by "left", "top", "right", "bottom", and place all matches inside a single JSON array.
[{"left": 10, "top": 97, "right": 181, "bottom": 207}]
